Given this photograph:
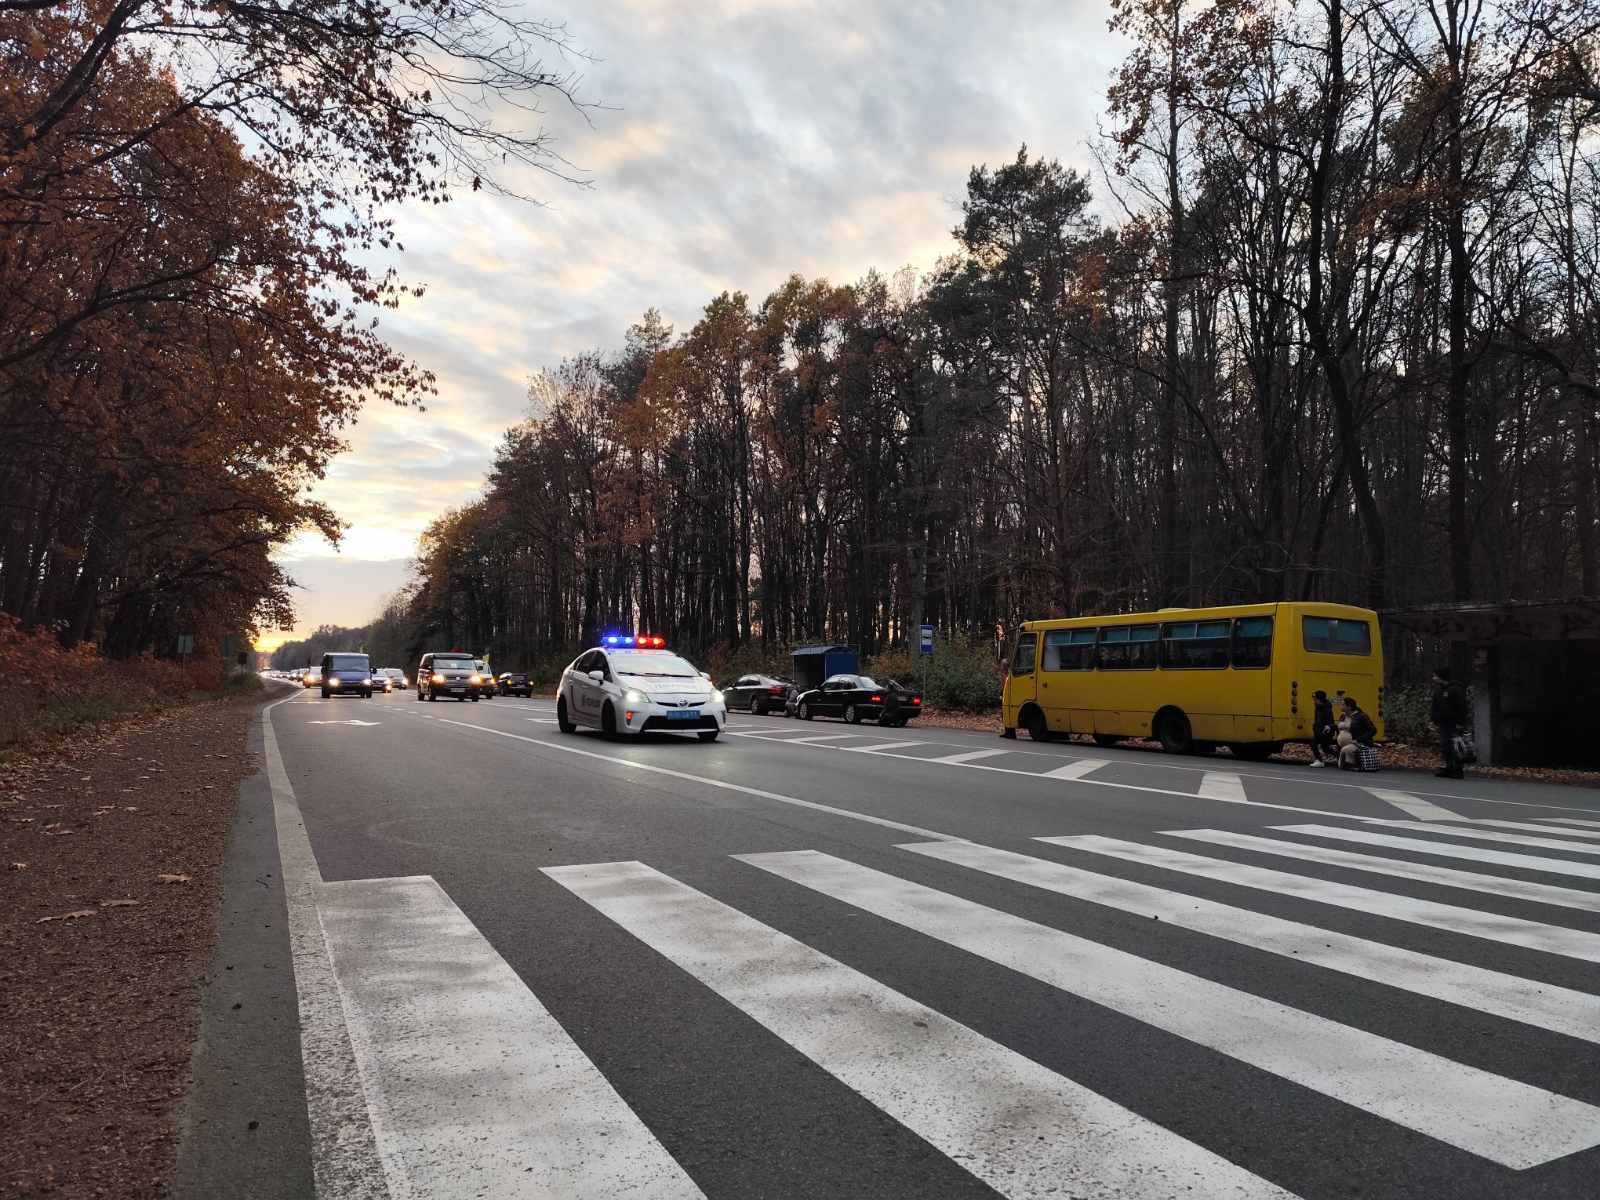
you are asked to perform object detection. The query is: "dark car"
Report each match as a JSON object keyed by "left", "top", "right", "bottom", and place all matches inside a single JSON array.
[
  {"left": 321, "top": 652, "right": 373, "bottom": 698},
  {"left": 498, "top": 671, "right": 532, "bottom": 697},
  {"left": 416, "top": 652, "right": 480, "bottom": 701},
  {"left": 793, "top": 673, "right": 922, "bottom": 727},
  {"left": 722, "top": 674, "right": 793, "bottom": 716}
]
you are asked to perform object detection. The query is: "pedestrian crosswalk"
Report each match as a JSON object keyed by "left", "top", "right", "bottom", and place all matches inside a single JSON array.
[{"left": 320, "top": 816, "right": 1600, "bottom": 1197}]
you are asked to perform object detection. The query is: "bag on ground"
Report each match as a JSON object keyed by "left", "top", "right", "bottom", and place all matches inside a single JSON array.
[
  {"left": 1357, "top": 744, "right": 1381, "bottom": 772},
  {"left": 1453, "top": 732, "right": 1477, "bottom": 765}
]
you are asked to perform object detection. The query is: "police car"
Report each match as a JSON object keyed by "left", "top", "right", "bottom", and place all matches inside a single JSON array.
[{"left": 556, "top": 635, "right": 726, "bottom": 741}]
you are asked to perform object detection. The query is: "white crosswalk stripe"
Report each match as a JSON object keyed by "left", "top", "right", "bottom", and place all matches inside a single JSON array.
[
  {"left": 542, "top": 859, "right": 1294, "bottom": 1199},
  {"left": 338, "top": 814, "right": 1600, "bottom": 1191},
  {"left": 1044, "top": 832, "right": 1600, "bottom": 962},
  {"left": 736, "top": 850, "right": 1600, "bottom": 1168},
  {"left": 318, "top": 875, "right": 703, "bottom": 1199},
  {"left": 1267, "top": 824, "right": 1600, "bottom": 894},
  {"left": 1361, "top": 821, "right": 1600, "bottom": 857},
  {"left": 897, "top": 839, "right": 1600, "bottom": 1044}
]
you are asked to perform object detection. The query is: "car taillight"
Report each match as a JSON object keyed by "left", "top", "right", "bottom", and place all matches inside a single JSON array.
[
  {"left": 770, "top": 686, "right": 785, "bottom": 694},
  {"left": 871, "top": 694, "right": 882, "bottom": 703},
  {"left": 913, "top": 697, "right": 922, "bottom": 705}
]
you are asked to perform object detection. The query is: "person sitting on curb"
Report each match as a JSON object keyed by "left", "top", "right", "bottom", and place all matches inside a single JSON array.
[{"left": 1337, "top": 696, "right": 1377, "bottom": 771}]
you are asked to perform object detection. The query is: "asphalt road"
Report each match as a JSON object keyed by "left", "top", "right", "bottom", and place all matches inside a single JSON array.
[{"left": 181, "top": 684, "right": 1600, "bottom": 1199}]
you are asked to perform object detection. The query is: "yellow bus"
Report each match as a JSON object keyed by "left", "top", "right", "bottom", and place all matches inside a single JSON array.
[{"left": 1001, "top": 602, "right": 1384, "bottom": 759}]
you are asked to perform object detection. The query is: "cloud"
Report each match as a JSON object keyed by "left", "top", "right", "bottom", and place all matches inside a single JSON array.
[{"left": 274, "top": 0, "right": 1129, "bottom": 640}]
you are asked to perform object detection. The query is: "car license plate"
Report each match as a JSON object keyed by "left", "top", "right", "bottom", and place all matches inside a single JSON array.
[
  {"left": 667, "top": 708, "right": 699, "bottom": 721},
  {"left": 449, "top": 687, "right": 466, "bottom": 694}
]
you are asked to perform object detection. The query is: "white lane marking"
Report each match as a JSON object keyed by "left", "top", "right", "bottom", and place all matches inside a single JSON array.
[
  {"left": 928, "top": 748, "right": 1012, "bottom": 765},
  {"left": 318, "top": 875, "right": 702, "bottom": 1200},
  {"left": 782, "top": 733, "right": 884, "bottom": 745},
  {"left": 1042, "top": 758, "right": 1109, "bottom": 780},
  {"left": 1426, "top": 818, "right": 1600, "bottom": 841},
  {"left": 1360, "top": 822, "right": 1600, "bottom": 858},
  {"left": 308, "top": 719, "right": 381, "bottom": 726},
  {"left": 857, "top": 740, "right": 927, "bottom": 753},
  {"left": 742, "top": 850, "right": 1600, "bottom": 1170},
  {"left": 1540, "top": 818, "right": 1600, "bottom": 829},
  {"left": 430, "top": 718, "right": 962, "bottom": 842},
  {"left": 262, "top": 695, "right": 393, "bottom": 1199},
  {"left": 1045, "top": 834, "right": 1600, "bottom": 963},
  {"left": 545, "top": 860, "right": 1293, "bottom": 1200},
  {"left": 900, "top": 840, "right": 1600, "bottom": 1046},
  {"left": 1266, "top": 826, "right": 1600, "bottom": 893},
  {"left": 1199, "top": 772, "right": 1246, "bottom": 802},
  {"left": 1367, "top": 790, "right": 1463, "bottom": 821}
]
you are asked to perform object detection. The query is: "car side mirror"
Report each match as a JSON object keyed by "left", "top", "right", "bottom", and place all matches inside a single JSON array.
[{"left": 587, "top": 669, "right": 604, "bottom": 683}]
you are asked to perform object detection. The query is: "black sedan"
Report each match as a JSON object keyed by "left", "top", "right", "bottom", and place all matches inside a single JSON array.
[
  {"left": 498, "top": 671, "right": 533, "bottom": 697},
  {"left": 793, "top": 674, "right": 922, "bottom": 727},
  {"left": 722, "top": 674, "right": 794, "bottom": 716}
]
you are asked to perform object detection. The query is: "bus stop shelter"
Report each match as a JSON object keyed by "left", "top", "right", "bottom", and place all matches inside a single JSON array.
[{"left": 1381, "top": 599, "right": 1600, "bottom": 768}]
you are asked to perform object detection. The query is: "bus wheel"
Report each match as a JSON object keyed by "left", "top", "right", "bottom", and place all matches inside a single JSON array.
[
  {"left": 1092, "top": 734, "right": 1124, "bottom": 748},
  {"left": 1157, "top": 710, "right": 1193, "bottom": 755},
  {"left": 1023, "top": 707, "right": 1051, "bottom": 742}
]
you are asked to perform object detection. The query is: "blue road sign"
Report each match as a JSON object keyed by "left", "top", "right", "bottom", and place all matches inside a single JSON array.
[{"left": 919, "top": 624, "right": 934, "bottom": 654}]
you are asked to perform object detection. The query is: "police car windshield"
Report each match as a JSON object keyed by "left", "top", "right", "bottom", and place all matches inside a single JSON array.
[{"left": 610, "top": 652, "right": 699, "bottom": 678}]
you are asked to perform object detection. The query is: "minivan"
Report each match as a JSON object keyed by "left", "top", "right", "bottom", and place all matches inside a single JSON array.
[{"left": 321, "top": 652, "right": 373, "bottom": 698}]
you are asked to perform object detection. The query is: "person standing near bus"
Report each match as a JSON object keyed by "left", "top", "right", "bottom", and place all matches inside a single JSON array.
[
  {"left": 1431, "top": 667, "right": 1469, "bottom": 779},
  {"left": 1309, "top": 690, "right": 1337, "bottom": 767}
]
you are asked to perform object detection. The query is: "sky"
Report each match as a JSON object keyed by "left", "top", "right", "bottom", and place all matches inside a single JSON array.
[{"left": 262, "top": 0, "right": 1128, "bottom": 652}]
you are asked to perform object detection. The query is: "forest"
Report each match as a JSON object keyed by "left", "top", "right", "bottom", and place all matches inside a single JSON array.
[
  {"left": 0, "top": 2, "right": 579, "bottom": 658},
  {"left": 385, "top": 0, "right": 1600, "bottom": 683}
]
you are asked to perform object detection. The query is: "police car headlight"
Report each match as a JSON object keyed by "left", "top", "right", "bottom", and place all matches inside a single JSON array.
[
  {"left": 711, "top": 689, "right": 724, "bottom": 704},
  {"left": 624, "top": 689, "right": 647, "bottom": 705}
]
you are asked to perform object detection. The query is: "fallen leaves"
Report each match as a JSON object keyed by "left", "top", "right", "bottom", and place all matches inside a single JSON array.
[
  {"left": 37, "top": 909, "right": 96, "bottom": 923},
  {"left": 11, "top": 861, "right": 28, "bottom": 870},
  {"left": 99, "top": 899, "right": 140, "bottom": 908}
]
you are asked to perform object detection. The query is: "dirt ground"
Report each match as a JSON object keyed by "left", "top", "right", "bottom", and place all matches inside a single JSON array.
[{"left": 0, "top": 696, "right": 259, "bottom": 1198}]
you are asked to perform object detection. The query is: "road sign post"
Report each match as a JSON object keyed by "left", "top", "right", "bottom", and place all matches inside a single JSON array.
[{"left": 919, "top": 623, "right": 933, "bottom": 700}]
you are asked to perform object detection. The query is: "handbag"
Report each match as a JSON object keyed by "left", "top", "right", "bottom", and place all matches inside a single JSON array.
[
  {"left": 1452, "top": 732, "right": 1477, "bottom": 764},
  {"left": 1357, "top": 744, "right": 1381, "bottom": 772}
]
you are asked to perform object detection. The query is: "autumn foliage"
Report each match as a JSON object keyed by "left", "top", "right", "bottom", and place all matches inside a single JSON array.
[{"left": 0, "top": 2, "right": 583, "bottom": 659}]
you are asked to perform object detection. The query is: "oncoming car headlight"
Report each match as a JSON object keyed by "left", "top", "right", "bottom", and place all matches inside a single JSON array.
[
  {"left": 431, "top": 673, "right": 445, "bottom": 684},
  {"left": 624, "top": 689, "right": 647, "bottom": 705}
]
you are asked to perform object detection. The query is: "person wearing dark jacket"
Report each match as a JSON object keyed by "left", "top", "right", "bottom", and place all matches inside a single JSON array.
[
  {"left": 1337, "top": 696, "right": 1377, "bottom": 769},
  {"left": 1309, "top": 690, "right": 1337, "bottom": 766},
  {"left": 1431, "top": 667, "right": 1469, "bottom": 779}
]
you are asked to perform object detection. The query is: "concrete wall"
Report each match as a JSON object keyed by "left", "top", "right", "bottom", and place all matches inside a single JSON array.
[{"left": 1474, "top": 640, "right": 1600, "bottom": 767}]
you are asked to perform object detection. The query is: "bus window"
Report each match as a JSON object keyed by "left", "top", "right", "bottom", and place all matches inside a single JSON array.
[
  {"left": 1098, "top": 625, "right": 1158, "bottom": 670},
  {"left": 1302, "top": 616, "right": 1372, "bottom": 655},
  {"left": 1065, "top": 627, "right": 1096, "bottom": 669},
  {"left": 1042, "top": 628, "right": 1097, "bottom": 670},
  {"left": 1010, "top": 631, "right": 1038, "bottom": 676},
  {"left": 1097, "top": 625, "right": 1130, "bottom": 669},
  {"left": 1162, "top": 619, "right": 1231, "bottom": 669},
  {"left": 1232, "top": 616, "right": 1273, "bottom": 668},
  {"left": 1128, "top": 624, "right": 1159, "bottom": 669}
]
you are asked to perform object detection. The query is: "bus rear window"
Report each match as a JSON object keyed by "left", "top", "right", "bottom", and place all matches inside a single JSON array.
[{"left": 1302, "top": 617, "right": 1371, "bottom": 656}]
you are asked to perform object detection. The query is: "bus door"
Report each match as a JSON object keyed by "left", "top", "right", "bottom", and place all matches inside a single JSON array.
[{"left": 1006, "top": 630, "right": 1038, "bottom": 722}]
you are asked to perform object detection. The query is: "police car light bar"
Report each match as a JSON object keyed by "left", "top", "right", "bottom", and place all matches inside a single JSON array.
[{"left": 602, "top": 633, "right": 667, "bottom": 648}]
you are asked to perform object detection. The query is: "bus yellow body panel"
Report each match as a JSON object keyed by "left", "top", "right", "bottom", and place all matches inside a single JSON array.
[{"left": 1001, "top": 602, "right": 1384, "bottom": 751}]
